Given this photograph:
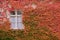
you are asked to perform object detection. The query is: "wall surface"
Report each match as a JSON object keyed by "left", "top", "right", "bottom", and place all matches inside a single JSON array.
[{"left": 0, "top": 0, "right": 60, "bottom": 39}]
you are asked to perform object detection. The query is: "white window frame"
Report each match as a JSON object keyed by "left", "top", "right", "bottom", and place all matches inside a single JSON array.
[{"left": 10, "top": 10, "right": 24, "bottom": 29}]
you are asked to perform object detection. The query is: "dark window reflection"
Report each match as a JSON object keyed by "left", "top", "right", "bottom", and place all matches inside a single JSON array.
[
  {"left": 17, "top": 10, "right": 22, "bottom": 15},
  {"left": 10, "top": 11, "right": 15, "bottom": 15}
]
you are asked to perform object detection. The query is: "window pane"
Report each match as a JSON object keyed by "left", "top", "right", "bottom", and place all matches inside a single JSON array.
[
  {"left": 17, "top": 10, "right": 22, "bottom": 15},
  {"left": 17, "top": 22, "right": 24, "bottom": 29},
  {"left": 10, "top": 16, "right": 16, "bottom": 22},
  {"left": 10, "top": 11, "right": 15, "bottom": 15},
  {"left": 11, "top": 23, "right": 18, "bottom": 29},
  {"left": 17, "top": 16, "right": 22, "bottom": 22}
]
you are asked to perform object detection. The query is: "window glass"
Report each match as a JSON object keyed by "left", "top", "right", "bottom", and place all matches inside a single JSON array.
[
  {"left": 11, "top": 23, "right": 17, "bottom": 29},
  {"left": 10, "top": 11, "right": 15, "bottom": 15},
  {"left": 17, "top": 16, "right": 22, "bottom": 22},
  {"left": 17, "top": 23, "right": 24, "bottom": 29},
  {"left": 17, "top": 10, "right": 22, "bottom": 15},
  {"left": 10, "top": 16, "right": 16, "bottom": 22}
]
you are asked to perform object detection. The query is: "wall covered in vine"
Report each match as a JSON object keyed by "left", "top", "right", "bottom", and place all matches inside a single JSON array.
[
  {"left": 0, "top": 0, "right": 60, "bottom": 40},
  {"left": 22, "top": 3, "right": 60, "bottom": 40}
]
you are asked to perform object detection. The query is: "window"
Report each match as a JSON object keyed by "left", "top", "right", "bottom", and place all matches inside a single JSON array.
[
  {"left": 17, "top": 10, "right": 22, "bottom": 15},
  {"left": 10, "top": 10, "right": 24, "bottom": 29},
  {"left": 10, "top": 11, "right": 15, "bottom": 15}
]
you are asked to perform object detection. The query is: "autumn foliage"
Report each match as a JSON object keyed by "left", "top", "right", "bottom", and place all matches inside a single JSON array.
[
  {"left": 0, "top": 18, "right": 10, "bottom": 30},
  {"left": 22, "top": 3, "right": 60, "bottom": 40},
  {"left": 0, "top": 0, "right": 60, "bottom": 40}
]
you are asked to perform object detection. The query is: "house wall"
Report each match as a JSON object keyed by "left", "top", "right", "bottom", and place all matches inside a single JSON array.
[
  {"left": 0, "top": 0, "right": 60, "bottom": 30},
  {"left": 22, "top": 3, "right": 60, "bottom": 39}
]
